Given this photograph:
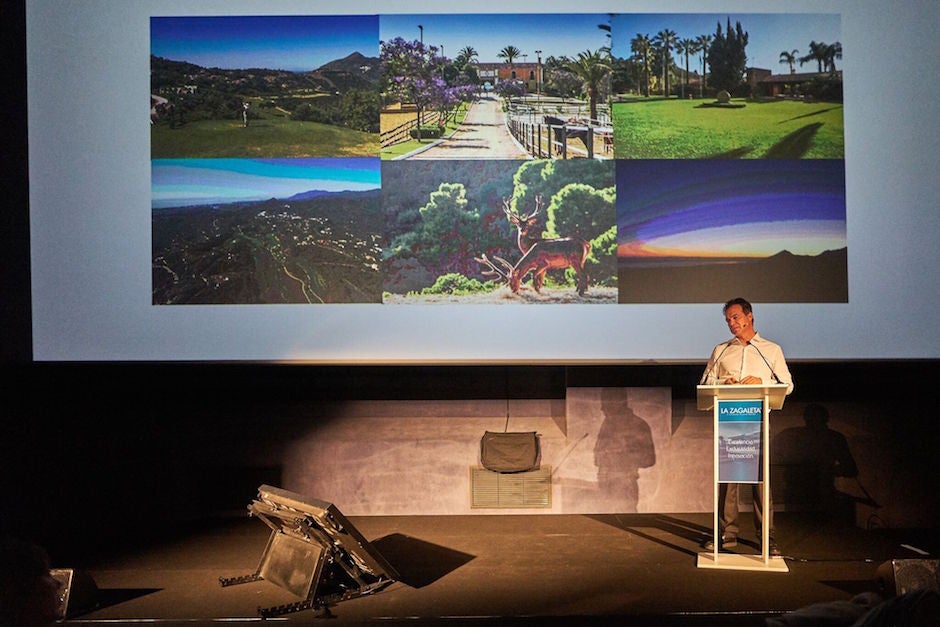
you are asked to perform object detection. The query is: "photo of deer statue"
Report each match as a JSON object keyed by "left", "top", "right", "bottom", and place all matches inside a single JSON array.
[{"left": 477, "top": 196, "right": 591, "bottom": 296}]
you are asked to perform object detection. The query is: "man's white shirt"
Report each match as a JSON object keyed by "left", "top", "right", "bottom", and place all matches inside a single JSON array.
[{"left": 703, "top": 333, "right": 794, "bottom": 395}]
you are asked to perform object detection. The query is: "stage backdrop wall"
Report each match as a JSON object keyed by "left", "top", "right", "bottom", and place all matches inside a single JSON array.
[
  {"left": 275, "top": 387, "right": 930, "bottom": 528},
  {"left": 4, "top": 361, "right": 936, "bottom": 563}
]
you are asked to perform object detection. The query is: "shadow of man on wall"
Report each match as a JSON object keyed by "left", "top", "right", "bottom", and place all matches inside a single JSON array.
[
  {"left": 592, "top": 389, "right": 656, "bottom": 513},
  {"left": 773, "top": 403, "right": 863, "bottom": 525}
]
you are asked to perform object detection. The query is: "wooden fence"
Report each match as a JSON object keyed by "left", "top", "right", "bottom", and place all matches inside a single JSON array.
[
  {"left": 506, "top": 117, "right": 613, "bottom": 159},
  {"left": 380, "top": 110, "right": 443, "bottom": 149}
]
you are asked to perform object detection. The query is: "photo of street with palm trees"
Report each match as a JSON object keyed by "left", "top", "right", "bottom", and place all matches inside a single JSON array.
[
  {"left": 611, "top": 13, "right": 843, "bottom": 159},
  {"left": 379, "top": 14, "right": 614, "bottom": 161}
]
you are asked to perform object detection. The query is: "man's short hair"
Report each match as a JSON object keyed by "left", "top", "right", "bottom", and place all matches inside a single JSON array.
[{"left": 723, "top": 297, "right": 752, "bottom": 316}]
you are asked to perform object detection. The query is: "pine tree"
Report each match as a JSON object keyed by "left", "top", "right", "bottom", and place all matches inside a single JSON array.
[{"left": 707, "top": 18, "right": 749, "bottom": 96}]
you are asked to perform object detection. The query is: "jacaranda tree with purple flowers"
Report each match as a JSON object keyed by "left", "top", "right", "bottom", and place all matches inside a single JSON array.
[
  {"left": 493, "top": 79, "right": 525, "bottom": 103},
  {"left": 381, "top": 37, "right": 477, "bottom": 140},
  {"left": 436, "top": 84, "right": 477, "bottom": 127},
  {"left": 381, "top": 37, "right": 445, "bottom": 139}
]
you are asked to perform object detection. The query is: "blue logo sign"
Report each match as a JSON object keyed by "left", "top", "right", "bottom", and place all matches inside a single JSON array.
[
  {"left": 717, "top": 399, "right": 764, "bottom": 482},
  {"left": 718, "top": 400, "right": 763, "bottom": 421}
]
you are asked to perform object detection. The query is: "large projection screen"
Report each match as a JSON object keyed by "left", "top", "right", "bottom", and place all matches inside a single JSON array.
[{"left": 27, "top": 0, "right": 940, "bottom": 363}]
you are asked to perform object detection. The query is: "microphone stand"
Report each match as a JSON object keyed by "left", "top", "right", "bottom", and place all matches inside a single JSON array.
[
  {"left": 748, "top": 341, "right": 783, "bottom": 385},
  {"left": 699, "top": 341, "right": 732, "bottom": 385}
]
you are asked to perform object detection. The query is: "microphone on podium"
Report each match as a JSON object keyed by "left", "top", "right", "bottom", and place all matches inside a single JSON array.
[
  {"left": 699, "top": 340, "right": 732, "bottom": 385},
  {"left": 748, "top": 341, "right": 784, "bottom": 385}
]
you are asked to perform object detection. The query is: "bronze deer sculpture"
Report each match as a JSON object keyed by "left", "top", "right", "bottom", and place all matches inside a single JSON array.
[{"left": 477, "top": 196, "right": 590, "bottom": 296}]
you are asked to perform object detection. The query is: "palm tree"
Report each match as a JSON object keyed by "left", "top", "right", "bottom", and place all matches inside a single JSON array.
[
  {"left": 823, "top": 41, "right": 842, "bottom": 73},
  {"left": 696, "top": 34, "right": 712, "bottom": 97},
  {"left": 497, "top": 45, "right": 522, "bottom": 73},
  {"left": 562, "top": 49, "right": 611, "bottom": 122},
  {"left": 779, "top": 49, "right": 798, "bottom": 74},
  {"left": 631, "top": 33, "right": 653, "bottom": 97},
  {"left": 497, "top": 45, "right": 522, "bottom": 91},
  {"left": 454, "top": 46, "right": 480, "bottom": 87},
  {"left": 653, "top": 28, "right": 677, "bottom": 97},
  {"left": 677, "top": 37, "right": 698, "bottom": 99},
  {"left": 458, "top": 46, "right": 478, "bottom": 65},
  {"left": 800, "top": 41, "right": 828, "bottom": 73}
]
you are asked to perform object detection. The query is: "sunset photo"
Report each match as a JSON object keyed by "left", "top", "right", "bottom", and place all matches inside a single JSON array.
[{"left": 617, "top": 159, "right": 847, "bottom": 302}]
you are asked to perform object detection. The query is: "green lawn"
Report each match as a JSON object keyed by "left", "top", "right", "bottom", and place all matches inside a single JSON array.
[
  {"left": 151, "top": 116, "right": 379, "bottom": 158},
  {"left": 613, "top": 98, "right": 844, "bottom": 159}
]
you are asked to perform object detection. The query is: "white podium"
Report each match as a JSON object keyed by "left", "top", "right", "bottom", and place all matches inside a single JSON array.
[{"left": 696, "top": 383, "right": 790, "bottom": 572}]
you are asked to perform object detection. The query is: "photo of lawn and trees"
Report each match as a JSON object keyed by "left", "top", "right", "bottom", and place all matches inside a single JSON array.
[
  {"left": 610, "top": 13, "right": 844, "bottom": 159},
  {"left": 150, "top": 15, "right": 381, "bottom": 158}
]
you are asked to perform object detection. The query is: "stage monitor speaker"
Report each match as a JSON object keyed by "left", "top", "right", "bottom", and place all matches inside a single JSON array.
[
  {"left": 50, "top": 568, "right": 98, "bottom": 618},
  {"left": 480, "top": 431, "right": 541, "bottom": 473},
  {"left": 876, "top": 559, "right": 940, "bottom": 596},
  {"left": 219, "top": 485, "right": 398, "bottom": 618}
]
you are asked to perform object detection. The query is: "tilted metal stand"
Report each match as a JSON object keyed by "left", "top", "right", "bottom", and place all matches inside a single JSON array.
[{"left": 220, "top": 484, "right": 398, "bottom": 618}]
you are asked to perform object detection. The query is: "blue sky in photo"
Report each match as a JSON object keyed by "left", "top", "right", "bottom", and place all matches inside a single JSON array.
[
  {"left": 617, "top": 160, "right": 846, "bottom": 259},
  {"left": 611, "top": 13, "right": 842, "bottom": 74},
  {"left": 152, "top": 158, "right": 381, "bottom": 209},
  {"left": 151, "top": 15, "right": 379, "bottom": 72},
  {"left": 380, "top": 14, "right": 612, "bottom": 63},
  {"left": 150, "top": 13, "right": 841, "bottom": 75}
]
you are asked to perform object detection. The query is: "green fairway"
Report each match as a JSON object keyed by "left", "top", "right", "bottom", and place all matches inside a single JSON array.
[
  {"left": 613, "top": 98, "right": 844, "bottom": 159},
  {"left": 151, "top": 117, "right": 379, "bottom": 158}
]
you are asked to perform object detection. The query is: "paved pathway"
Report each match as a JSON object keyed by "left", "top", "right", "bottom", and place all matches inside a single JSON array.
[{"left": 403, "top": 96, "right": 530, "bottom": 160}]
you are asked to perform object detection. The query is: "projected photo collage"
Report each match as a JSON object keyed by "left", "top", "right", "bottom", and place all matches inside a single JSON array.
[{"left": 150, "top": 13, "right": 845, "bottom": 305}]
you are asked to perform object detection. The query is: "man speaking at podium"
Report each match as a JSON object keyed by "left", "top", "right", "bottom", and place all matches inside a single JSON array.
[{"left": 701, "top": 297, "right": 793, "bottom": 556}]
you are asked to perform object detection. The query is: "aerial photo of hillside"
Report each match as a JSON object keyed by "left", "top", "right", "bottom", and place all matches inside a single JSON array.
[{"left": 152, "top": 158, "right": 383, "bottom": 304}]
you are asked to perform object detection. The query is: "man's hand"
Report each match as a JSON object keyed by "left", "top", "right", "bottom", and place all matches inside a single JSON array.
[{"left": 723, "top": 376, "right": 763, "bottom": 384}]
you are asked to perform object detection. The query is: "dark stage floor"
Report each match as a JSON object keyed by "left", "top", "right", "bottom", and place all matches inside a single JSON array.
[{"left": 56, "top": 512, "right": 938, "bottom": 626}]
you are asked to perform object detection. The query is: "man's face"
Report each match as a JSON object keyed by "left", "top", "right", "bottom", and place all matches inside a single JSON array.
[{"left": 725, "top": 304, "right": 753, "bottom": 340}]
